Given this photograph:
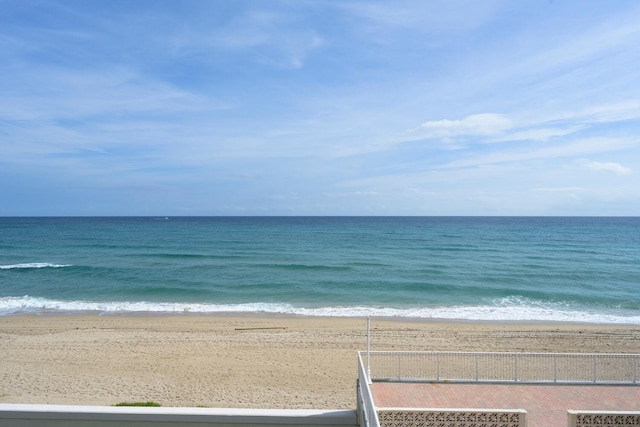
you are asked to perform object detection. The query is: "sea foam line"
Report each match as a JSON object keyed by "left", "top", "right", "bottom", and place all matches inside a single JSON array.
[
  {"left": 0, "top": 263, "right": 72, "bottom": 270},
  {"left": 1, "top": 296, "right": 639, "bottom": 324}
]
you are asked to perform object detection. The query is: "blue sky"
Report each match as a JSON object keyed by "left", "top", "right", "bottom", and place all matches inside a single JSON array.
[{"left": 2, "top": 0, "right": 639, "bottom": 216}]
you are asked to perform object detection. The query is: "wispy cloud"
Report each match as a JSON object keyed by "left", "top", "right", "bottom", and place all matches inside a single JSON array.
[
  {"left": 494, "top": 126, "right": 587, "bottom": 143},
  {"left": 399, "top": 96, "right": 640, "bottom": 150},
  {"left": 436, "top": 136, "right": 638, "bottom": 171},
  {"left": 165, "top": 7, "right": 326, "bottom": 70},
  {"left": 339, "top": 0, "right": 502, "bottom": 35},
  {"left": 0, "top": 66, "right": 215, "bottom": 122},
  {"left": 581, "top": 160, "right": 632, "bottom": 175}
]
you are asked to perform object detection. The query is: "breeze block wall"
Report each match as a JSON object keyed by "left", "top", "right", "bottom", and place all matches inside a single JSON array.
[{"left": 376, "top": 408, "right": 527, "bottom": 427}]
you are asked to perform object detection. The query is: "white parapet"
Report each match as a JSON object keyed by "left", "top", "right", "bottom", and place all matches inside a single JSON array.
[{"left": 0, "top": 404, "right": 358, "bottom": 427}]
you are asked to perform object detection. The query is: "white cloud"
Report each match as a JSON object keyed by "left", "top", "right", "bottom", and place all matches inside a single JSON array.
[
  {"left": 533, "top": 187, "right": 585, "bottom": 193},
  {"left": 407, "top": 113, "right": 512, "bottom": 141},
  {"left": 581, "top": 160, "right": 632, "bottom": 175}
]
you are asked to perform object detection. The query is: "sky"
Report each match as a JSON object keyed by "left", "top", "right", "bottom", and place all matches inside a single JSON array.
[{"left": 2, "top": 0, "right": 640, "bottom": 216}]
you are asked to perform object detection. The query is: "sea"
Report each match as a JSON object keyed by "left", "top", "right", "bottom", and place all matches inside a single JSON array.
[{"left": 1, "top": 216, "right": 639, "bottom": 324}]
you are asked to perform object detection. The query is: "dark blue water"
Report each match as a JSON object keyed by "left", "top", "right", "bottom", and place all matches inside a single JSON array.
[{"left": 1, "top": 217, "right": 639, "bottom": 323}]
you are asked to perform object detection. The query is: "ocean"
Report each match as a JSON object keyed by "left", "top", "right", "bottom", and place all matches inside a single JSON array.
[{"left": 0, "top": 216, "right": 639, "bottom": 324}]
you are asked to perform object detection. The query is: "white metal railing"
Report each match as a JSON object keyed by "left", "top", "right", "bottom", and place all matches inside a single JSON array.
[
  {"left": 357, "top": 351, "right": 528, "bottom": 427},
  {"left": 361, "top": 351, "right": 640, "bottom": 384},
  {"left": 357, "top": 352, "right": 380, "bottom": 427}
]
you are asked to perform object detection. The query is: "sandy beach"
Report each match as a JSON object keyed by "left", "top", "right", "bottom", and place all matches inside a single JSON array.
[{"left": 1, "top": 315, "right": 639, "bottom": 409}]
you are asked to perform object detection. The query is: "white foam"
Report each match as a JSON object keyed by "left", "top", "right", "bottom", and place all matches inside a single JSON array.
[
  {"left": 0, "top": 263, "right": 72, "bottom": 270},
  {"left": 1, "top": 296, "right": 639, "bottom": 324}
]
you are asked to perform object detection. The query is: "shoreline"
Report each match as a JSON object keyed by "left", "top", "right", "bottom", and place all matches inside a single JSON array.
[
  {"left": 4, "top": 310, "right": 640, "bottom": 327},
  {"left": 3, "top": 296, "right": 639, "bottom": 325},
  {"left": 1, "top": 315, "right": 639, "bottom": 409}
]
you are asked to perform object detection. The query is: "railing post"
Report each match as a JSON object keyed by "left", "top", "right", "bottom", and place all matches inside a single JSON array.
[
  {"left": 474, "top": 353, "right": 478, "bottom": 381},
  {"left": 553, "top": 355, "right": 557, "bottom": 382},
  {"left": 436, "top": 353, "right": 440, "bottom": 381},
  {"left": 514, "top": 354, "right": 518, "bottom": 382},
  {"left": 593, "top": 355, "right": 597, "bottom": 383},
  {"left": 366, "top": 317, "right": 371, "bottom": 379}
]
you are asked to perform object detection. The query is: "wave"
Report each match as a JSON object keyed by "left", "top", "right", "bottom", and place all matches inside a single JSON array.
[
  {"left": 1, "top": 296, "right": 639, "bottom": 324},
  {"left": 258, "top": 263, "right": 352, "bottom": 271},
  {"left": 0, "top": 263, "right": 72, "bottom": 270}
]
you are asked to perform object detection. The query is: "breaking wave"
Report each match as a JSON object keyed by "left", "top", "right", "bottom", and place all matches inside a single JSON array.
[
  {"left": 0, "top": 263, "right": 72, "bottom": 270},
  {"left": 1, "top": 295, "right": 639, "bottom": 324}
]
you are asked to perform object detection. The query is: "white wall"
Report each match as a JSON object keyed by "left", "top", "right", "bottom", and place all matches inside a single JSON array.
[{"left": 0, "top": 404, "right": 358, "bottom": 427}]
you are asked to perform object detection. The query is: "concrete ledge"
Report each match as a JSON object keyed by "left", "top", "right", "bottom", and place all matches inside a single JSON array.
[{"left": 0, "top": 404, "right": 358, "bottom": 427}]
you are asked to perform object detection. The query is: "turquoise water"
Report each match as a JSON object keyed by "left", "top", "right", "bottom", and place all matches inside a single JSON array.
[{"left": 1, "top": 217, "right": 639, "bottom": 323}]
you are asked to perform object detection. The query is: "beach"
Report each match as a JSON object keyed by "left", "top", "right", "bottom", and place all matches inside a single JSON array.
[{"left": 1, "top": 315, "right": 639, "bottom": 409}]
